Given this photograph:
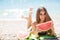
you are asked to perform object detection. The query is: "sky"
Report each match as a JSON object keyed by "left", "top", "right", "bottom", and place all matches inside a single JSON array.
[
  {"left": 0, "top": 0, "right": 60, "bottom": 35},
  {"left": 0, "top": 0, "right": 60, "bottom": 19},
  {"left": 0, "top": 0, "right": 60, "bottom": 9}
]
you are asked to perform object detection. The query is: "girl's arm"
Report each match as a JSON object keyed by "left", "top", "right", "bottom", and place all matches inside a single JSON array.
[{"left": 50, "top": 21, "right": 56, "bottom": 36}]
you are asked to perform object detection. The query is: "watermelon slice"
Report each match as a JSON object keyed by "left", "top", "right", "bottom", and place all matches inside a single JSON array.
[{"left": 36, "top": 21, "right": 52, "bottom": 31}]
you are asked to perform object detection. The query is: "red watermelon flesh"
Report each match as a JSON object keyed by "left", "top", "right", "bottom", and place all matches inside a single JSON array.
[{"left": 36, "top": 21, "right": 52, "bottom": 31}]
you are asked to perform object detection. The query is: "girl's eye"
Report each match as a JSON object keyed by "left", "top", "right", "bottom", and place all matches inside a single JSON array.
[
  {"left": 40, "top": 13, "right": 46, "bottom": 15},
  {"left": 40, "top": 14, "right": 42, "bottom": 15}
]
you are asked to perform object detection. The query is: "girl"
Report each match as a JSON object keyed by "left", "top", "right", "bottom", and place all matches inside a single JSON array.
[
  {"left": 31, "top": 7, "right": 56, "bottom": 37},
  {"left": 22, "top": 7, "right": 57, "bottom": 40}
]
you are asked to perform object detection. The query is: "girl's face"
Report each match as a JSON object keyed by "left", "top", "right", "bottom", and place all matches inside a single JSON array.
[{"left": 39, "top": 9, "right": 46, "bottom": 22}]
